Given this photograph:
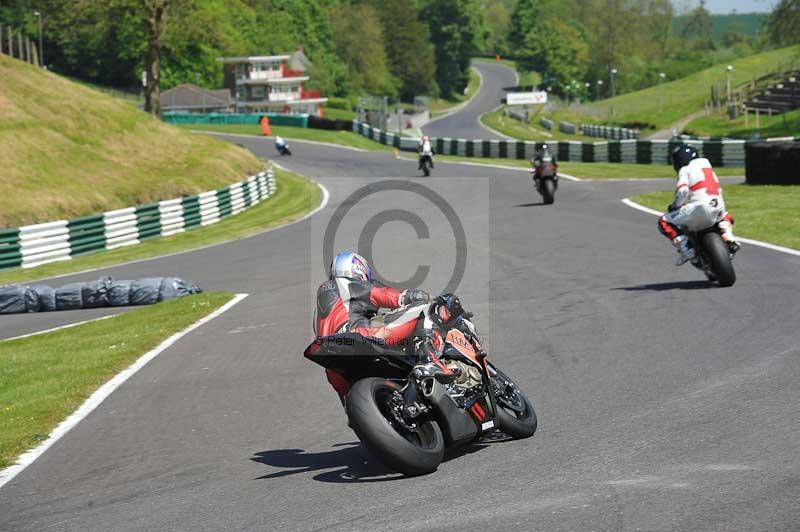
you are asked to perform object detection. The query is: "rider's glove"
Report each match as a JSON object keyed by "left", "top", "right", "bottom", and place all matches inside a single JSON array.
[{"left": 401, "top": 289, "right": 430, "bottom": 306}]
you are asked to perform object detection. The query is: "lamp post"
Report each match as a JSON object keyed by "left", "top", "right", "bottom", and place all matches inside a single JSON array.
[
  {"left": 726, "top": 65, "right": 733, "bottom": 105},
  {"left": 610, "top": 68, "right": 617, "bottom": 98},
  {"left": 658, "top": 72, "right": 666, "bottom": 114},
  {"left": 33, "top": 10, "right": 43, "bottom": 68},
  {"left": 584, "top": 82, "right": 590, "bottom": 103},
  {"left": 596, "top": 79, "right": 603, "bottom": 100}
]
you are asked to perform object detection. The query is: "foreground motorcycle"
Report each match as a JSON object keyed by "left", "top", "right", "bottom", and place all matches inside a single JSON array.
[
  {"left": 276, "top": 141, "right": 292, "bottom": 156},
  {"left": 419, "top": 153, "right": 433, "bottom": 177},
  {"left": 531, "top": 157, "right": 558, "bottom": 204},
  {"left": 304, "top": 294, "right": 537, "bottom": 476},
  {"left": 670, "top": 202, "right": 736, "bottom": 287}
]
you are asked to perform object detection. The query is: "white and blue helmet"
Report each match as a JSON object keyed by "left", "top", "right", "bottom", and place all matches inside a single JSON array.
[{"left": 330, "top": 251, "right": 372, "bottom": 282}]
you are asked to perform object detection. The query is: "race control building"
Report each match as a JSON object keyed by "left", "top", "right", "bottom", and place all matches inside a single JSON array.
[{"left": 218, "top": 50, "right": 327, "bottom": 116}]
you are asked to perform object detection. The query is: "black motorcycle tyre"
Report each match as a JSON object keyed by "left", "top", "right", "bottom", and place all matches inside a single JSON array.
[
  {"left": 346, "top": 377, "right": 445, "bottom": 476},
  {"left": 489, "top": 365, "right": 538, "bottom": 439},
  {"left": 701, "top": 232, "right": 735, "bottom": 287},
  {"left": 541, "top": 179, "right": 555, "bottom": 204}
]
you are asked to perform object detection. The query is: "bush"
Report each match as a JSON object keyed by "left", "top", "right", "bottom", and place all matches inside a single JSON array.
[{"left": 326, "top": 96, "right": 354, "bottom": 110}]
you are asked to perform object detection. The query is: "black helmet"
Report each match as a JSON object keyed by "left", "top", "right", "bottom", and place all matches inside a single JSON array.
[{"left": 671, "top": 144, "right": 698, "bottom": 172}]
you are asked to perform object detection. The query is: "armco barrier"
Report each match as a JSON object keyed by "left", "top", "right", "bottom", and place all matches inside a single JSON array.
[
  {"left": 0, "top": 170, "right": 276, "bottom": 270},
  {"left": 581, "top": 124, "right": 640, "bottom": 140},
  {"left": 163, "top": 112, "right": 308, "bottom": 128},
  {"left": 351, "top": 120, "right": 752, "bottom": 167}
]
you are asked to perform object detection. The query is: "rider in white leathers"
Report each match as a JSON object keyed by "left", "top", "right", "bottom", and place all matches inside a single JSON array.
[{"left": 658, "top": 144, "right": 740, "bottom": 265}]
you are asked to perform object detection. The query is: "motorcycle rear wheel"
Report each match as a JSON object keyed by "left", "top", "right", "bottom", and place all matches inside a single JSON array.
[
  {"left": 346, "top": 377, "right": 444, "bottom": 476},
  {"left": 422, "top": 163, "right": 430, "bottom": 177},
  {"left": 701, "top": 232, "right": 735, "bottom": 287},
  {"left": 489, "top": 365, "right": 538, "bottom": 439}
]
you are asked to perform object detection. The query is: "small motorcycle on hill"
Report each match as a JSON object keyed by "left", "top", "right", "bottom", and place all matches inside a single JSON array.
[
  {"left": 304, "top": 294, "right": 537, "bottom": 476},
  {"left": 669, "top": 202, "right": 736, "bottom": 287},
  {"left": 531, "top": 156, "right": 558, "bottom": 204}
]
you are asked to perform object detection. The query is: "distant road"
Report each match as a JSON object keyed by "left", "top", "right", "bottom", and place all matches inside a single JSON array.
[{"left": 422, "top": 61, "right": 519, "bottom": 140}]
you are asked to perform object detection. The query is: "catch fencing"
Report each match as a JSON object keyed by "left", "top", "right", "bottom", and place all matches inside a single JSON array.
[
  {"left": 352, "top": 120, "right": 748, "bottom": 167},
  {"left": 0, "top": 170, "right": 276, "bottom": 270},
  {"left": 0, "top": 24, "right": 40, "bottom": 66}
]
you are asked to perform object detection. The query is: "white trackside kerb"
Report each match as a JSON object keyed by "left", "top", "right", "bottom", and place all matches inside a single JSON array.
[
  {"left": 621, "top": 198, "right": 800, "bottom": 257},
  {"left": 0, "top": 293, "right": 249, "bottom": 490}
]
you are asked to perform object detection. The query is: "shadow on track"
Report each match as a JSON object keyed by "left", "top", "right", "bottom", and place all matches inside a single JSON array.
[
  {"left": 252, "top": 434, "right": 509, "bottom": 483},
  {"left": 251, "top": 442, "right": 403, "bottom": 483},
  {"left": 613, "top": 280, "right": 714, "bottom": 292},
  {"left": 513, "top": 202, "right": 549, "bottom": 208}
]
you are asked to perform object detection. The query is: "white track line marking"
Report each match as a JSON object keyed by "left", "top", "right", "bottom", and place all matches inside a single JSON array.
[
  {"left": 10, "top": 181, "right": 330, "bottom": 284},
  {"left": 2, "top": 315, "right": 117, "bottom": 342},
  {"left": 622, "top": 197, "right": 800, "bottom": 257},
  {"left": 0, "top": 293, "right": 249, "bottom": 490},
  {"left": 394, "top": 155, "right": 584, "bottom": 181}
]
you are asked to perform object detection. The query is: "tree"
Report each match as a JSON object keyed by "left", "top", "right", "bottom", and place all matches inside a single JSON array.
[
  {"left": 520, "top": 19, "right": 589, "bottom": 91},
  {"left": 330, "top": 3, "right": 395, "bottom": 94},
  {"left": 484, "top": 0, "right": 513, "bottom": 54},
  {"left": 142, "top": 0, "right": 188, "bottom": 115},
  {"left": 422, "top": 0, "right": 486, "bottom": 98},
  {"left": 767, "top": 0, "right": 800, "bottom": 46},
  {"left": 373, "top": 0, "right": 436, "bottom": 99},
  {"left": 508, "top": 0, "right": 540, "bottom": 50}
]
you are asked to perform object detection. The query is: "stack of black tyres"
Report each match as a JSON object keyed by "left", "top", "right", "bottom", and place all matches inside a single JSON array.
[{"left": 0, "top": 277, "right": 201, "bottom": 314}]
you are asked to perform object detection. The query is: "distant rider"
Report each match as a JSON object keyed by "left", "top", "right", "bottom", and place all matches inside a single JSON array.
[
  {"left": 418, "top": 135, "right": 435, "bottom": 170},
  {"left": 275, "top": 135, "right": 288, "bottom": 154},
  {"left": 313, "top": 251, "right": 454, "bottom": 403},
  {"left": 658, "top": 144, "right": 740, "bottom": 265}
]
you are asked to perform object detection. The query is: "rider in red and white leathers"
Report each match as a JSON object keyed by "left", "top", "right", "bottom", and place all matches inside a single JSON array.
[
  {"left": 658, "top": 144, "right": 740, "bottom": 265},
  {"left": 314, "top": 252, "right": 453, "bottom": 401}
]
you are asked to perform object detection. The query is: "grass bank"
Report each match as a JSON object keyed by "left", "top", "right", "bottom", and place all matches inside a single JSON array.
[
  {"left": 0, "top": 169, "right": 320, "bottom": 285},
  {"left": 555, "top": 45, "right": 800, "bottom": 132},
  {"left": 0, "top": 56, "right": 262, "bottom": 227},
  {"left": 0, "top": 292, "right": 233, "bottom": 469},
  {"left": 180, "top": 124, "right": 387, "bottom": 151},
  {"left": 481, "top": 109, "right": 595, "bottom": 141},
  {"left": 685, "top": 108, "right": 800, "bottom": 139},
  {"left": 631, "top": 185, "right": 800, "bottom": 250}
]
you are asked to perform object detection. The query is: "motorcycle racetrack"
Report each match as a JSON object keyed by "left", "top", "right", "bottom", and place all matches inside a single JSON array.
[{"left": 1, "top": 68, "right": 799, "bottom": 532}]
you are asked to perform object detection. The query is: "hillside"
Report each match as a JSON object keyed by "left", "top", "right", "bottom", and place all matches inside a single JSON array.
[
  {"left": 0, "top": 56, "right": 262, "bottom": 228},
  {"left": 559, "top": 45, "right": 800, "bottom": 131}
]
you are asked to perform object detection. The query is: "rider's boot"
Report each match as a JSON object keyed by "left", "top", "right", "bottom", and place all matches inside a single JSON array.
[
  {"left": 673, "top": 235, "right": 695, "bottom": 265},
  {"left": 718, "top": 220, "right": 741, "bottom": 255},
  {"left": 412, "top": 335, "right": 459, "bottom": 384}
]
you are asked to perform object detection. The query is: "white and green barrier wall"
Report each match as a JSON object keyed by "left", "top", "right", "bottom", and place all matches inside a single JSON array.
[
  {"left": 0, "top": 170, "right": 276, "bottom": 270},
  {"left": 352, "top": 120, "right": 754, "bottom": 167}
]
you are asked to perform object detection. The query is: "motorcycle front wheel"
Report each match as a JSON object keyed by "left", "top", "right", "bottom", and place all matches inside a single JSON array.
[
  {"left": 346, "top": 377, "right": 444, "bottom": 476},
  {"left": 488, "top": 364, "right": 538, "bottom": 439},
  {"left": 541, "top": 179, "right": 555, "bottom": 204}
]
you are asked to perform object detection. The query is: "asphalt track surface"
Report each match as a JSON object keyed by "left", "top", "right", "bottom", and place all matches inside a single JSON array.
[
  {"left": 2, "top": 76, "right": 800, "bottom": 532},
  {"left": 421, "top": 61, "right": 518, "bottom": 140}
]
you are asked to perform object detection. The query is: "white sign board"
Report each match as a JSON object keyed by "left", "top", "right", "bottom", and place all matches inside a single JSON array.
[{"left": 506, "top": 91, "right": 548, "bottom": 105}]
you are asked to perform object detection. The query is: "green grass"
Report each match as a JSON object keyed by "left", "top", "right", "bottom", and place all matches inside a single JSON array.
[
  {"left": 685, "top": 108, "right": 800, "bottom": 139},
  {"left": 432, "top": 154, "right": 743, "bottom": 179},
  {"left": 323, "top": 107, "right": 356, "bottom": 120},
  {"left": 632, "top": 184, "right": 800, "bottom": 250},
  {"left": 560, "top": 45, "right": 800, "bottom": 131},
  {"left": 181, "top": 124, "right": 388, "bottom": 151},
  {"left": 0, "top": 169, "right": 320, "bottom": 285},
  {"left": 0, "top": 292, "right": 233, "bottom": 469},
  {"left": 481, "top": 109, "right": 596, "bottom": 141},
  {"left": 0, "top": 55, "right": 262, "bottom": 227},
  {"left": 428, "top": 67, "right": 481, "bottom": 114}
]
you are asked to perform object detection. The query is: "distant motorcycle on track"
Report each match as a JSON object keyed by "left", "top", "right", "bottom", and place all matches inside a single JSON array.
[
  {"left": 531, "top": 155, "right": 558, "bottom": 204},
  {"left": 275, "top": 136, "right": 292, "bottom": 156}
]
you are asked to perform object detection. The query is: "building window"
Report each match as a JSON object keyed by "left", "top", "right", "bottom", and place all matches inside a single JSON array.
[{"left": 251, "top": 86, "right": 265, "bottom": 98}]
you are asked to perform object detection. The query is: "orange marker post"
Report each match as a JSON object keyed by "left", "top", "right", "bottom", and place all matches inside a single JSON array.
[{"left": 260, "top": 116, "right": 272, "bottom": 136}]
